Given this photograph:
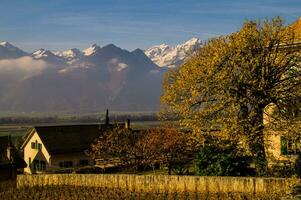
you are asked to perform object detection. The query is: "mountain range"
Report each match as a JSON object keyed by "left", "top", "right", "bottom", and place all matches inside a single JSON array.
[{"left": 0, "top": 38, "right": 201, "bottom": 112}]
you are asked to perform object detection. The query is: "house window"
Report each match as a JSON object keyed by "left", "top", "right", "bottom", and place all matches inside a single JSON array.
[
  {"left": 59, "top": 162, "right": 64, "bottom": 168},
  {"left": 281, "top": 136, "right": 301, "bottom": 155},
  {"left": 31, "top": 142, "right": 36, "bottom": 149},
  {"left": 31, "top": 141, "right": 42, "bottom": 150},
  {"left": 38, "top": 143, "right": 42, "bottom": 151}
]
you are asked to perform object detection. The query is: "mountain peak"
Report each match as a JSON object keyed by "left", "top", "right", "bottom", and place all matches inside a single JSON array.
[
  {"left": 55, "top": 48, "right": 82, "bottom": 60},
  {"left": 32, "top": 48, "right": 55, "bottom": 59},
  {"left": 184, "top": 37, "right": 200, "bottom": 45},
  {"left": 132, "top": 48, "right": 144, "bottom": 54},
  {"left": 83, "top": 44, "right": 101, "bottom": 56},
  {"left": 0, "top": 41, "right": 19, "bottom": 51},
  {"left": 0, "top": 41, "right": 11, "bottom": 47},
  {"left": 0, "top": 41, "right": 28, "bottom": 59},
  {"left": 102, "top": 44, "right": 119, "bottom": 49},
  {"left": 145, "top": 37, "right": 201, "bottom": 68}
]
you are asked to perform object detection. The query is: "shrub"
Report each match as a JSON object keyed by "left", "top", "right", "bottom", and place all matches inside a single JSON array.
[
  {"left": 267, "top": 163, "right": 295, "bottom": 178},
  {"left": 194, "top": 140, "right": 251, "bottom": 176},
  {"left": 295, "top": 153, "right": 301, "bottom": 178},
  {"left": 75, "top": 166, "right": 103, "bottom": 174}
]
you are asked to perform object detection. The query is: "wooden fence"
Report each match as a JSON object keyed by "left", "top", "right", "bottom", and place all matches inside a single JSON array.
[{"left": 16, "top": 174, "right": 292, "bottom": 195}]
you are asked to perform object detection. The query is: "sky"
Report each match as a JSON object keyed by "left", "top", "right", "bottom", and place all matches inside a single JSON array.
[{"left": 0, "top": 0, "right": 301, "bottom": 52}]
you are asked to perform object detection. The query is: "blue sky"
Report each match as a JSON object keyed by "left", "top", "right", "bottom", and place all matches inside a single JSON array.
[{"left": 0, "top": 0, "right": 300, "bottom": 52}]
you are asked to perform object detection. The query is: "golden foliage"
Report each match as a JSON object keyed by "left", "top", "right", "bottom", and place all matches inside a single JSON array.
[{"left": 160, "top": 17, "right": 301, "bottom": 174}]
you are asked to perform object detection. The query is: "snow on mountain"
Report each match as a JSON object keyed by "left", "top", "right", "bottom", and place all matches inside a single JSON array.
[
  {"left": 0, "top": 41, "right": 19, "bottom": 51},
  {"left": 32, "top": 48, "right": 66, "bottom": 64},
  {"left": 54, "top": 48, "right": 84, "bottom": 64},
  {"left": 83, "top": 44, "right": 101, "bottom": 56},
  {"left": 32, "top": 49, "right": 52, "bottom": 59},
  {"left": 0, "top": 40, "right": 166, "bottom": 112},
  {"left": 0, "top": 41, "right": 28, "bottom": 59},
  {"left": 145, "top": 37, "right": 201, "bottom": 68},
  {"left": 54, "top": 48, "right": 83, "bottom": 60}
]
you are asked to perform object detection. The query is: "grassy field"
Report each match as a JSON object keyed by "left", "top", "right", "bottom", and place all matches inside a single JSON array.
[{"left": 0, "top": 185, "right": 282, "bottom": 200}]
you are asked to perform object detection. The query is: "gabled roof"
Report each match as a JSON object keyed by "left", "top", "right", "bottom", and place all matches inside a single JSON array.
[{"left": 23, "top": 124, "right": 102, "bottom": 155}]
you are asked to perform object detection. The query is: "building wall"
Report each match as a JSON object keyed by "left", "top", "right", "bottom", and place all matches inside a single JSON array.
[
  {"left": 264, "top": 103, "right": 297, "bottom": 165},
  {"left": 50, "top": 152, "right": 93, "bottom": 168},
  {"left": 23, "top": 130, "right": 50, "bottom": 174}
]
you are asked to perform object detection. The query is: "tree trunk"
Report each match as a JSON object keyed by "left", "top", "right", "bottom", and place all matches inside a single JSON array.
[
  {"left": 247, "top": 106, "right": 267, "bottom": 176},
  {"left": 168, "top": 163, "right": 172, "bottom": 175}
]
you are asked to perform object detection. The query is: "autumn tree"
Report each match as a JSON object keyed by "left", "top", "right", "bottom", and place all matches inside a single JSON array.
[
  {"left": 143, "top": 127, "right": 199, "bottom": 175},
  {"left": 87, "top": 128, "right": 146, "bottom": 171},
  {"left": 87, "top": 127, "right": 198, "bottom": 174},
  {"left": 160, "top": 17, "right": 301, "bottom": 175}
]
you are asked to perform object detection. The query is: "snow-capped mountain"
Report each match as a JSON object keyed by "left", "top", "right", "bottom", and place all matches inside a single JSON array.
[
  {"left": 0, "top": 41, "right": 28, "bottom": 59},
  {"left": 0, "top": 41, "right": 164, "bottom": 112},
  {"left": 0, "top": 38, "right": 202, "bottom": 112},
  {"left": 145, "top": 37, "right": 201, "bottom": 68},
  {"left": 83, "top": 44, "right": 101, "bottom": 56},
  {"left": 54, "top": 48, "right": 83, "bottom": 63},
  {"left": 32, "top": 48, "right": 66, "bottom": 64},
  {"left": 32, "top": 49, "right": 53, "bottom": 59}
]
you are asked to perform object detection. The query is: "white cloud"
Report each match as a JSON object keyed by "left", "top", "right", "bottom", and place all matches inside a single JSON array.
[
  {"left": 117, "top": 63, "right": 128, "bottom": 71},
  {"left": 0, "top": 56, "right": 47, "bottom": 79},
  {"left": 109, "top": 58, "right": 128, "bottom": 72}
]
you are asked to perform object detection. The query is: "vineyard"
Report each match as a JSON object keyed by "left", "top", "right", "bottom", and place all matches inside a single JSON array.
[{"left": 0, "top": 185, "right": 282, "bottom": 200}]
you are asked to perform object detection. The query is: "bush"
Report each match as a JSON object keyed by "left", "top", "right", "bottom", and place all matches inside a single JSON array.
[
  {"left": 268, "top": 164, "right": 295, "bottom": 178},
  {"left": 194, "top": 140, "right": 251, "bottom": 176},
  {"left": 75, "top": 166, "right": 103, "bottom": 174},
  {"left": 295, "top": 153, "right": 301, "bottom": 178}
]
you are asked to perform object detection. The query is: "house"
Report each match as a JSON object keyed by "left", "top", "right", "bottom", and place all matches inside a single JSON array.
[
  {"left": 21, "top": 110, "right": 130, "bottom": 174},
  {"left": 264, "top": 102, "right": 301, "bottom": 165},
  {"left": 263, "top": 17, "right": 301, "bottom": 165},
  {"left": 0, "top": 135, "right": 26, "bottom": 189}
]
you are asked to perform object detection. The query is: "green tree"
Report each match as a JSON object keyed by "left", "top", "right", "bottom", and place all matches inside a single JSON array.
[
  {"left": 160, "top": 17, "right": 301, "bottom": 175},
  {"left": 194, "top": 140, "right": 250, "bottom": 176}
]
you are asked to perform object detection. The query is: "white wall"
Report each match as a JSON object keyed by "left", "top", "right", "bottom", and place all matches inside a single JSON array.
[{"left": 23, "top": 130, "right": 50, "bottom": 174}]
